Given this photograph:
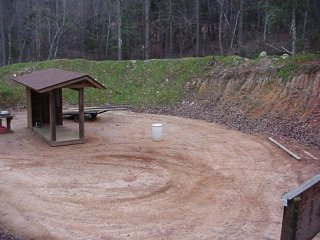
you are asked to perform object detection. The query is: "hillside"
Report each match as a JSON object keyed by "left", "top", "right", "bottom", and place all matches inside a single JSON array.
[{"left": 1, "top": 54, "right": 320, "bottom": 147}]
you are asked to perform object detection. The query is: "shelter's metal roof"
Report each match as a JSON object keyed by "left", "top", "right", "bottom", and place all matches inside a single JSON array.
[{"left": 13, "top": 68, "right": 105, "bottom": 93}]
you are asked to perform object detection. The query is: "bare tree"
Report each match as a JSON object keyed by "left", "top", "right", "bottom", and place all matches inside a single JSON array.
[
  {"left": 168, "top": 0, "right": 173, "bottom": 58},
  {"left": 48, "top": 0, "right": 67, "bottom": 60},
  {"left": 237, "top": 0, "right": 244, "bottom": 48},
  {"left": 229, "top": 10, "right": 240, "bottom": 53},
  {"left": 103, "top": 0, "right": 112, "bottom": 59},
  {"left": 195, "top": 0, "right": 200, "bottom": 56},
  {"left": 3, "top": 0, "right": 17, "bottom": 65},
  {"left": 144, "top": 0, "right": 150, "bottom": 59},
  {"left": 105, "top": 14, "right": 112, "bottom": 59},
  {"left": 116, "top": 0, "right": 122, "bottom": 61},
  {"left": 218, "top": 0, "right": 224, "bottom": 56},
  {"left": 302, "top": 0, "right": 309, "bottom": 50},
  {"left": 0, "top": 1, "right": 6, "bottom": 66},
  {"left": 290, "top": 0, "right": 297, "bottom": 54},
  {"left": 0, "top": 0, "right": 319, "bottom": 63},
  {"left": 263, "top": 0, "right": 268, "bottom": 42}
]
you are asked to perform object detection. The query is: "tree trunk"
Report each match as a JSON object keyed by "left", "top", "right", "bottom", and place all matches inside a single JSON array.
[
  {"left": 18, "top": 39, "right": 27, "bottom": 63},
  {"left": 237, "top": 0, "right": 244, "bottom": 48},
  {"left": 195, "top": 0, "right": 200, "bottom": 56},
  {"left": 7, "top": 13, "right": 15, "bottom": 65},
  {"left": 302, "top": 0, "right": 309, "bottom": 50},
  {"left": 263, "top": 0, "right": 268, "bottom": 42},
  {"left": 35, "top": 7, "right": 41, "bottom": 61},
  {"left": 48, "top": 0, "right": 67, "bottom": 60},
  {"left": 218, "top": 0, "right": 224, "bottom": 56},
  {"left": 144, "top": 0, "right": 150, "bottom": 60},
  {"left": 7, "top": 30, "right": 11, "bottom": 65},
  {"left": 117, "top": 0, "right": 122, "bottom": 61},
  {"left": 169, "top": 0, "right": 173, "bottom": 58},
  {"left": 105, "top": 14, "right": 111, "bottom": 59},
  {"left": 229, "top": 11, "right": 240, "bottom": 53},
  {"left": 0, "top": 2, "right": 6, "bottom": 66},
  {"left": 291, "top": 0, "right": 297, "bottom": 54}
]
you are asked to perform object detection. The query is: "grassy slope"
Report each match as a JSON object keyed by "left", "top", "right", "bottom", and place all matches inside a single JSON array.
[
  {"left": 0, "top": 54, "right": 319, "bottom": 108},
  {"left": 0, "top": 57, "right": 211, "bottom": 107}
]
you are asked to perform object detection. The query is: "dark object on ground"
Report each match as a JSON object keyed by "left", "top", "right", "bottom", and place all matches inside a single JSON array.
[
  {"left": 63, "top": 106, "right": 128, "bottom": 120},
  {"left": 0, "top": 126, "right": 7, "bottom": 134}
]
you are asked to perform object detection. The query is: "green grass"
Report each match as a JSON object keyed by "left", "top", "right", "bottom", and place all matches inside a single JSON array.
[
  {"left": 273, "top": 53, "right": 320, "bottom": 81},
  {"left": 215, "top": 55, "right": 244, "bottom": 65},
  {"left": 0, "top": 57, "right": 211, "bottom": 107},
  {"left": 1, "top": 54, "right": 318, "bottom": 107},
  {"left": 276, "top": 64, "right": 300, "bottom": 81}
]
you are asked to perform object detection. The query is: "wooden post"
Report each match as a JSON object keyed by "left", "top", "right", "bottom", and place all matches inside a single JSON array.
[
  {"left": 49, "top": 90, "right": 56, "bottom": 142},
  {"left": 56, "top": 88, "right": 63, "bottom": 125},
  {"left": 6, "top": 116, "right": 12, "bottom": 132},
  {"left": 280, "top": 197, "right": 300, "bottom": 240},
  {"left": 78, "top": 88, "right": 84, "bottom": 139},
  {"left": 26, "top": 87, "right": 32, "bottom": 129}
]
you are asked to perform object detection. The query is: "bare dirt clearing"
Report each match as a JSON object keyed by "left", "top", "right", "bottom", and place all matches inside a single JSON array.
[{"left": 0, "top": 111, "right": 319, "bottom": 240}]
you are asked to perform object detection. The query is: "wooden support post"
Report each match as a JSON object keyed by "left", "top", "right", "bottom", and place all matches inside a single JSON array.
[
  {"left": 280, "top": 197, "right": 300, "bottom": 240},
  {"left": 6, "top": 116, "right": 12, "bottom": 132},
  {"left": 78, "top": 88, "right": 85, "bottom": 139},
  {"left": 26, "top": 87, "right": 32, "bottom": 129},
  {"left": 50, "top": 90, "right": 56, "bottom": 142}
]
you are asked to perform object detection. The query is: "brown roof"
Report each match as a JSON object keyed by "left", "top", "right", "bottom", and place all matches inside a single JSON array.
[{"left": 13, "top": 68, "right": 105, "bottom": 93}]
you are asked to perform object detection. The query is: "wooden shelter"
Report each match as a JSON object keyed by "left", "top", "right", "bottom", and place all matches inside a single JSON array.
[{"left": 13, "top": 68, "right": 106, "bottom": 146}]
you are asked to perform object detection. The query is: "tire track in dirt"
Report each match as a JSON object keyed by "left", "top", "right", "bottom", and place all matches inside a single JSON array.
[{"left": 1, "top": 111, "right": 319, "bottom": 240}]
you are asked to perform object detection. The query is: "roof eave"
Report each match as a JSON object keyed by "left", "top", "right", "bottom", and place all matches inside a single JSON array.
[{"left": 13, "top": 75, "right": 106, "bottom": 93}]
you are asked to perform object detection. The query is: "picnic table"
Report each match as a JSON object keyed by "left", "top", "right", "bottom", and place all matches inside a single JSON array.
[
  {"left": 63, "top": 107, "right": 109, "bottom": 120},
  {"left": 63, "top": 106, "right": 128, "bottom": 120}
]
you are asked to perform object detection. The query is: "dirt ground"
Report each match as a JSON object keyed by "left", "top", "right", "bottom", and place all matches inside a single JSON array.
[{"left": 0, "top": 111, "right": 319, "bottom": 240}]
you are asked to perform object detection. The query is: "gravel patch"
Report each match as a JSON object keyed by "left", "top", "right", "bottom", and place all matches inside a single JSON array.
[
  {"left": 131, "top": 100, "right": 320, "bottom": 149},
  {"left": 0, "top": 228, "right": 22, "bottom": 240}
]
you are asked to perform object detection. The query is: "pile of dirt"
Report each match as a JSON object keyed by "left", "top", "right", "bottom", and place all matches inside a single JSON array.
[{"left": 133, "top": 58, "right": 320, "bottom": 149}]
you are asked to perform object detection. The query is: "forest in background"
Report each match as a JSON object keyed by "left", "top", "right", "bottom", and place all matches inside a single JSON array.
[{"left": 0, "top": 0, "right": 320, "bottom": 66}]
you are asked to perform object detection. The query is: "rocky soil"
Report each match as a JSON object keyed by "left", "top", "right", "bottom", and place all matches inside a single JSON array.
[
  {"left": 0, "top": 228, "right": 21, "bottom": 240},
  {"left": 133, "top": 58, "right": 320, "bottom": 149}
]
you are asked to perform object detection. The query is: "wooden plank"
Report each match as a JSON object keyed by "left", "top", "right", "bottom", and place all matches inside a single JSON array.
[
  {"left": 6, "top": 116, "right": 13, "bottom": 132},
  {"left": 33, "top": 125, "right": 85, "bottom": 146},
  {"left": 303, "top": 150, "right": 319, "bottom": 160},
  {"left": 56, "top": 88, "right": 63, "bottom": 125},
  {"left": 49, "top": 90, "right": 56, "bottom": 141},
  {"left": 268, "top": 137, "right": 301, "bottom": 160},
  {"left": 78, "top": 88, "right": 85, "bottom": 139},
  {"left": 281, "top": 174, "right": 320, "bottom": 206},
  {"left": 68, "top": 83, "right": 94, "bottom": 88},
  {"left": 26, "top": 87, "right": 32, "bottom": 129},
  {"left": 50, "top": 138, "right": 85, "bottom": 147},
  {"left": 37, "top": 76, "right": 105, "bottom": 93}
]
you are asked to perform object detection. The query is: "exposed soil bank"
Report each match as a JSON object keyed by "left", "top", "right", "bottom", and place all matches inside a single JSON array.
[
  {"left": 133, "top": 58, "right": 320, "bottom": 149},
  {"left": 1, "top": 111, "right": 319, "bottom": 239}
]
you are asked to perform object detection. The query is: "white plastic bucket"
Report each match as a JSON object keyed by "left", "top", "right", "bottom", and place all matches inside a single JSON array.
[{"left": 152, "top": 123, "right": 163, "bottom": 141}]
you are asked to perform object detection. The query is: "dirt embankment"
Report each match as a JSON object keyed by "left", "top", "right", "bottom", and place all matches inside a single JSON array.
[{"left": 134, "top": 58, "right": 320, "bottom": 148}]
